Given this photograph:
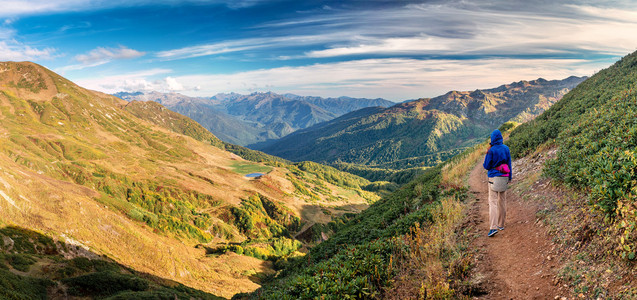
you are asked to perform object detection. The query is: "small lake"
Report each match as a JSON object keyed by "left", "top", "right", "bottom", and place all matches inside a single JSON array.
[{"left": 245, "top": 173, "right": 265, "bottom": 178}]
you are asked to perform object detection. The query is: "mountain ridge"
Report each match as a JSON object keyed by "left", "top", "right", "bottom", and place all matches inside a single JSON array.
[
  {"left": 116, "top": 91, "right": 395, "bottom": 147},
  {"left": 261, "top": 76, "right": 587, "bottom": 169}
]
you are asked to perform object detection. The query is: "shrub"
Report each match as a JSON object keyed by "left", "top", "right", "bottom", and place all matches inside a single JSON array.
[
  {"left": 63, "top": 270, "right": 149, "bottom": 297},
  {"left": 0, "top": 269, "right": 52, "bottom": 300},
  {"left": 5, "top": 254, "right": 37, "bottom": 272}
]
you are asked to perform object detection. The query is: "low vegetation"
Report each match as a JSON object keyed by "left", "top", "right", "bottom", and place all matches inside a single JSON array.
[{"left": 504, "top": 50, "right": 637, "bottom": 297}]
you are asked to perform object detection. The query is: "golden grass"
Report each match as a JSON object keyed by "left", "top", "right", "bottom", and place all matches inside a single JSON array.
[
  {"left": 389, "top": 141, "right": 493, "bottom": 299},
  {"left": 441, "top": 142, "right": 489, "bottom": 189},
  {"left": 442, "top": 129, "right": 515, "bottom": 189},
  {"left": 390, "top": 196, "right": 467, "bottom": 299}
]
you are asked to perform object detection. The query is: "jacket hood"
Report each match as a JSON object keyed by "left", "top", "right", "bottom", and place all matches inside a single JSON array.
[{"left": 490, "top": 129, "right": 503, "bottom": 146}]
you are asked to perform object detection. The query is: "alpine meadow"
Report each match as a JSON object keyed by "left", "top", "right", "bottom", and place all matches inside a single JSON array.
[{"left": 1, "top": 1, "right": 636, "bottom": 299}]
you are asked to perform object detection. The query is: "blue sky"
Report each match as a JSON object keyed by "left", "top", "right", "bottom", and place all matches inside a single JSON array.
[{"left": 2, "top": 0, "right": 637, "bottom": 101}]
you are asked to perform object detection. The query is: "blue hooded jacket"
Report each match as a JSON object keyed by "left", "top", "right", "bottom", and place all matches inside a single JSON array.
[{"left": 483, "top": 129, "right": 512, "bottom": 180}]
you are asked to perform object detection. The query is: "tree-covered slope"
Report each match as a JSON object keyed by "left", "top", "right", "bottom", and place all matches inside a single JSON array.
[{"left": 262, "top": 76, "right": 585, "bottom": 169}]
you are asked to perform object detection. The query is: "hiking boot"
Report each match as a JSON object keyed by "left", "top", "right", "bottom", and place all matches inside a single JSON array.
[
  {"left": 488, "top": 229, "right": 498, "bottom": 237},
  {"left": 498, "top": 226, "right": 505, "bottom": 231}
]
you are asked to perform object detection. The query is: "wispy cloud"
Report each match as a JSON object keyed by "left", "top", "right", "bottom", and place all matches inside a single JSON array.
[
  {"left": 75, "top": 46, "right": 144, "bottom": 64},
  {"left": 297, "top": 2, "right": 637, "bottom": 59},
  {"left": 57, "top": 46, "right": 145, "bottom": 73},
  {"left": 155, "top": 34, "right": 347, "bottom": 60},
  {"left": 153, "top": 1, "right": 637, "bottom": 64},
  {"left": 59, "top": 21, "right": 91, "bottom": 32},
  {"left": 0, "top": 0, "right": 276, "bottom": 17}
]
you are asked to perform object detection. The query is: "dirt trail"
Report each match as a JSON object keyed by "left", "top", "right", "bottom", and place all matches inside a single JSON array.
[{"left": 467, "top": 162, "right": 566, "bottom": 299}]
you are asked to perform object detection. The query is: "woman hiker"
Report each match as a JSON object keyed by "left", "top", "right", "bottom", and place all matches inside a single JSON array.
[{"left": 483, "top": 129, "right": 512, "bottom": 237}]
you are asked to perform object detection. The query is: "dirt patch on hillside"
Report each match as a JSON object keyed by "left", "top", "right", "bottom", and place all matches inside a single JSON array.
[{"left": 465, "top": 161, "right": 568, "bottom": 299}]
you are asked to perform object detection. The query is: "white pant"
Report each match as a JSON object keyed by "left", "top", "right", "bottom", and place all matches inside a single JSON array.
[{"left": 488, "top": 182, "right": 506, "bottom": 230}]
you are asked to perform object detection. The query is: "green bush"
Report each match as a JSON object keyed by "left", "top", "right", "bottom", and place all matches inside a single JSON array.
[
  {"left": 0, "top": 269, "right": 52, "bottom": 300},
  {"left": 63, "top": 270, "right": 149, "bottom": 297},
  {"left": 5, "top": 254, "right": 37, "bottom": 272},
  {"left": 545, "top": 92, "right": 637, "bottom": 216},
  {"left": 106, "top": 286, "right": 224, "bottom": 300},
  {"left": 0, "top": 226, "right": 57, "bottom": 255},
  {"left": 498, "top": 121, "right": 518, "bottom": 132},
  {"left": 70, "top": 257, "right": 94, "bottom": 272},
  {"left": 230, "top": 194, "right": 300, "bottom": 240}
]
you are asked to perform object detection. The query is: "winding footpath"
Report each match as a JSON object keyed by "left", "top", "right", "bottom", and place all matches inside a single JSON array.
[{"left": 467, "top": 162, "right": 566, "bottom": 299}]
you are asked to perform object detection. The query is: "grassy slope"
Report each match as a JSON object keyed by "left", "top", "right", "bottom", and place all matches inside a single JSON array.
[{"left": 0, "top": 62, "right": 376, "bottom": 298}]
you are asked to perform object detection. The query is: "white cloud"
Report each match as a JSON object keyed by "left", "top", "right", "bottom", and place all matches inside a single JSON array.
[
  {"left": 165, "top": 77, "right": 183, "bottom": 91},
  {"left": 55, "top": 46, "right": 145, "bottom": 73},
  {"left": 75, "top": 46, "right": 145, "bottom": 64},
  {"left": 74, "top": 68, "right": 198, "bottom": 94},
  {"left": 299, "top": 3, "right": 637, "bottom": 59},
  {"left": 150, "top": 1, "right": 637, "bottom": 66},
  {"left": 305, "top": 36, "right": 451, "bottom": 58},
  {"left": 93, "top": 57, "right": 602, "bottom": 101},
  {"left": 156, "top": 34, "right": 347, "bottom": 60},
  {"left": 0, "top": 39, "right": 55, "bottom": 61}
]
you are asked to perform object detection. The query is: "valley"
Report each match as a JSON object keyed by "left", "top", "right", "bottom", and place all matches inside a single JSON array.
[{"left": 116, "top": 91, "right": 395, "bottom": 148}]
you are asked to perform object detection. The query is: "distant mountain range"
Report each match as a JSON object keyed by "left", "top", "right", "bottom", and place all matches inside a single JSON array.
[
  {"left": 261, "top": 76, "right": 587, "bottom": 169},
  {"left": 115, "top": 91, "right": 395, "bottom": 147}
]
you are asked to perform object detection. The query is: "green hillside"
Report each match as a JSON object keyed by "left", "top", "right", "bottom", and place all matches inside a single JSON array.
[
  {"left": 508, "top": 50, "right": 637, "bottom": 257},
  {"left": 261, "top": 76, "right": 585, "bottom": 171},
  {"left": 0, "top": 61, "right": 382, "bottom": 298},
  {"left": 124, "top": 100, "right": 226, "bottom": 148}
]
